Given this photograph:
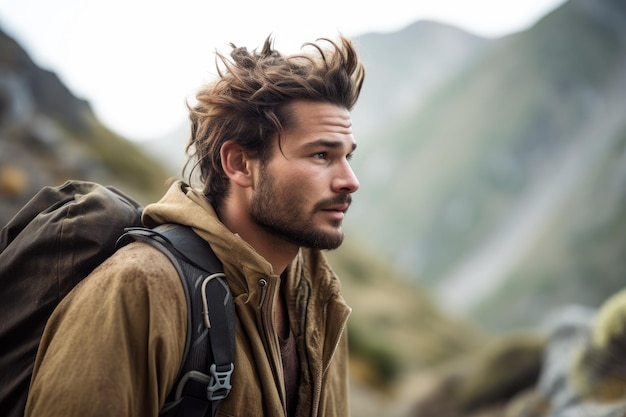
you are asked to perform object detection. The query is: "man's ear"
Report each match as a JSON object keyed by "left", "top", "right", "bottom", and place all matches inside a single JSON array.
[{"left": 221, "top": 141, "right": 255, "bottom": 187}]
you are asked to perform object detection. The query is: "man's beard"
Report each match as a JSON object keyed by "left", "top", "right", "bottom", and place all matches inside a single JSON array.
[{"left": 249, "top": 168, "right": 349, "bottom": 250}]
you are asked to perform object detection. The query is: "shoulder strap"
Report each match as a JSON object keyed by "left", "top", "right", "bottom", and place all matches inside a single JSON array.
[{"left": 118, "top": 224, "right": 235, "bottom": 417}]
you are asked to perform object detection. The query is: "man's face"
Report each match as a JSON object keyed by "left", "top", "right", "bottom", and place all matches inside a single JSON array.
[{"left": 249, "top": 100, "right": 359, "bottom": 250}]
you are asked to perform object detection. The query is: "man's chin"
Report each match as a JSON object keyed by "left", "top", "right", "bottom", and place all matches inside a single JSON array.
[
  {"left": 306, "top": 228, "right": 344, "bottom": 250},
  {"left": 263, "top": 222, "right": 344, "bottom": 250}
]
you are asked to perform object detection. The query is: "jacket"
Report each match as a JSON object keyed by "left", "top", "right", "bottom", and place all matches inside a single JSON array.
[{"left": 24, "top": 181, "right": 352, "bottom": 417}]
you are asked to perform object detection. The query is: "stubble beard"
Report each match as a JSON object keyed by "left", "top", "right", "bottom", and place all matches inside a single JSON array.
[{"left": 249, "top": 168, "right": 348, "bottom": 250}]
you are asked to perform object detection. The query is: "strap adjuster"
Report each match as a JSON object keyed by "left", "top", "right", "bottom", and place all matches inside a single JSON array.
[{"left": 207, "top": 363, "right": 233, "bottom": 401}]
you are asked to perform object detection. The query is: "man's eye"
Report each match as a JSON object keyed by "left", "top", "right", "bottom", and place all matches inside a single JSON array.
[
  {"left": 313, "top": 152, "right": 327, "bottom": 160},
  {"left": 346, "top": 153, "right": 354, "bottom": 161}
]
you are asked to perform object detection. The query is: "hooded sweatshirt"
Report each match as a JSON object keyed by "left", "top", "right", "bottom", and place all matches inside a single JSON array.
[{"left": 25, "top": 181, "right": 352, "bottom": 417}]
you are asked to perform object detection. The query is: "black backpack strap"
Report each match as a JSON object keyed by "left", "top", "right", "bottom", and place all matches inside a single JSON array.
[{"left": 118, "top": 224, "right": 235, "bottom": 417}]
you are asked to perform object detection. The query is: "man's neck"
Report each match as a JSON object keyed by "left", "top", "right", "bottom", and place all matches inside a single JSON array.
[{"left": 217, "top": 202, "right": 299, "bottom": 275}]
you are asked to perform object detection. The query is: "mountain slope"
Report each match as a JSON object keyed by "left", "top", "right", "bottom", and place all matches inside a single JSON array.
[
  {"left": 0, "top": 27, "right": 173, "bottom": 226},
  {"left": 346, "top": 0, "right": 626, "bottom": 330},
  {"left": 352, "top": 20, "right": 489, "bottom": 136}
]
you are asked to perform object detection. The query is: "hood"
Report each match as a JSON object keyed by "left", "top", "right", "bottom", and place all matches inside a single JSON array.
[{"left": 142, "top": 180, "right": 274, "bottom": 281}]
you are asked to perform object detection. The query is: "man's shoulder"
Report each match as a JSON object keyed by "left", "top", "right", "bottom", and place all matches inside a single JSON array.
[
  {"left": 85, "top": 241, "right": 182, "bottom": 293},
  {"left": 106, "top": 240, "right": 176, "bottom": 270},
  {"left": 53, "top": 240, "right": 187, "bottom": 330}
]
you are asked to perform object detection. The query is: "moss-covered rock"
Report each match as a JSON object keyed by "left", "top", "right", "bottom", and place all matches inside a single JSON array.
[{"left": 570, "top": 288, "right": 626, "bottom": 401}]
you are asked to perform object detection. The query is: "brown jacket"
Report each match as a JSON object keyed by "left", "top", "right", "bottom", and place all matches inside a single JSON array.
[{"left": 24, "top": 181, "right": 352, "bottom": 417}]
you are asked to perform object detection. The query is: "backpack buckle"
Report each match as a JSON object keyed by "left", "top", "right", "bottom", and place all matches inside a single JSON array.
[{"left": 207, "top": 363, "right": 233, "bottom": 401}]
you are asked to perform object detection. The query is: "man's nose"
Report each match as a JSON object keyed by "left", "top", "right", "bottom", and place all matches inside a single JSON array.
[{"left": 333, "top": 159, "right": 360, "bottom": 194}]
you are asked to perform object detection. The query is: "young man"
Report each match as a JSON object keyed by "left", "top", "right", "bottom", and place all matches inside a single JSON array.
[{"left": 24, "top": 35, "right": 364, "bottom": 417}]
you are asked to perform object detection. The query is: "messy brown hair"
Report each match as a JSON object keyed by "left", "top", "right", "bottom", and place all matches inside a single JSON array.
[{"left": 185, "top": 35, "right": 365, "bottom": 208}]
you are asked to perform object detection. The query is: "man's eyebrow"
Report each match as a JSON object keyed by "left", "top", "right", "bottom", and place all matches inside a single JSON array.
[{"left": 303, "top": 139, "right": 357, "bottom": 151}]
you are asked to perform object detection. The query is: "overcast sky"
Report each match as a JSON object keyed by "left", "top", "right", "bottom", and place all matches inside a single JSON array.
[{"left": 0, "top": 0, "right": 567, "bottom": 141}]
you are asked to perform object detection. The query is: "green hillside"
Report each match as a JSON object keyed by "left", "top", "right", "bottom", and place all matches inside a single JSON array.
[
  {"left": 347, "top": 0, "right": 626, "bottom": 331},
  {"left": 470, "top": 0, "right": 626, "bottom": 330}
]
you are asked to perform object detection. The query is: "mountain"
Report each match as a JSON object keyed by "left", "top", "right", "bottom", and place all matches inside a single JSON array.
[
  {"left": 351, "top": 20, "right": 490, "bottom": 136},
  {"left": 0, "top": 28, "right": 172, "bottom": 225},
  {"left": 464, "top": 0, "right": 626, "bottom": 330},
  {"left": 344, "top": 0, "right": 626, "bottom": 331}
]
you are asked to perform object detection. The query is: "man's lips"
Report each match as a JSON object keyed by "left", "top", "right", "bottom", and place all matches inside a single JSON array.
[
  {"left": 315, "top": 195, "right": 352, "bottom": 213},
  {"left": 320, "top": 203, "right": 350, "bottom": 213},
  {"left": 318, "top": 200, "right": 351, "bottom": 221}
]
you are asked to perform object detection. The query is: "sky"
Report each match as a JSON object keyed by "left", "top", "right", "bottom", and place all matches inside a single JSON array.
[{"left": 0, "top": 0, "right": 567, "bottom": 142}]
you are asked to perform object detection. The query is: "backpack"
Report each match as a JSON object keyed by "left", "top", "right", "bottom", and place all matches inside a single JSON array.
[{"left": 0, "top": 180, "right": 235, "bottom": 417}]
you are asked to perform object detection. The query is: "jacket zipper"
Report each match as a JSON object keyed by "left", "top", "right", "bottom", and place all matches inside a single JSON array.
[
  {"left": 258, "top": 276, "right": 288, "bottom": 416},
  {"left": 310, "top": 301, "right": 350, "bottom": 417}
]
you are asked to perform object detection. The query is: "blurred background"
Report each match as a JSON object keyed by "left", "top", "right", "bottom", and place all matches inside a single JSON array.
[{"left": 2, "top": 0, "right": 626, "bottom": 416}]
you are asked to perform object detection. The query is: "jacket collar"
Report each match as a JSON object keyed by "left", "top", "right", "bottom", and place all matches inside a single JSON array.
[{"left": 142, "top": 181, "right": 345, "bottom": 302}]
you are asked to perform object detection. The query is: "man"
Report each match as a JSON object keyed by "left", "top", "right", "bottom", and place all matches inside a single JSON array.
[{"left": 24, "top": 34, "right": 364, "bottom": 417}]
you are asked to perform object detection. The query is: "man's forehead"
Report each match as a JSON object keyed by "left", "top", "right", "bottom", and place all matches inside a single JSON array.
[
  {"left": 288, "top": 100, "right": 351, "bottom": 125},
  {"left": 294, "top": 107, "right": 350, "bottom": 137}
]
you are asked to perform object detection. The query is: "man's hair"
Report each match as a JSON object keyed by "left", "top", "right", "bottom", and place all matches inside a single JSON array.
[{"left": 185, "top": 35, "right": 365, "bottom": 207}]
